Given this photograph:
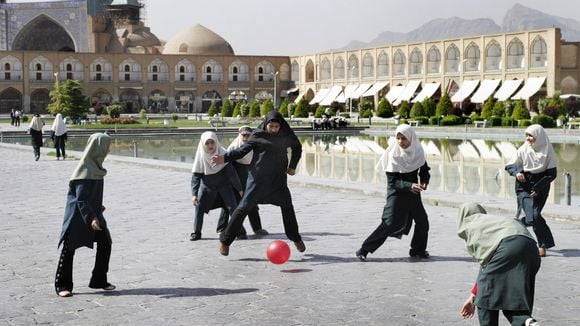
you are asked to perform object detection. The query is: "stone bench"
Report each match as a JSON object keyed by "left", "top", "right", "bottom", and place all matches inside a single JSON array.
[{"left": 474, "top": 120, "right": 488, "bottom": 128}]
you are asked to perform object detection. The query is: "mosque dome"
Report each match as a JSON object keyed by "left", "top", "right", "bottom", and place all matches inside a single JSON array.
[
  {"left": 162, "top": 24, "right": 235, "bottom": 55},
  {"left": 125, "top": 28, "right": 160, "bottom": 47}
]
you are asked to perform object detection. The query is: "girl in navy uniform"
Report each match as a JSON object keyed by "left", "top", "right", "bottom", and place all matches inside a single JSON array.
[
  {"left": 212, "top": 111, "right": 304, "bottom": 256},
  {"left": 190, "top": 131, "right": 243, "bottom": 241}
]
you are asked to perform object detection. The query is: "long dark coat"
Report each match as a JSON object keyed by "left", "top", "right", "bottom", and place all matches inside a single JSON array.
[
  {"left": 58, "top": 179, "right": 110, "bottom": 251},
  {"left": 505, "top": 165, "right": 557, "bottom": 224},
  {"left": 191, "top": 163, "right": 243, "bottom": 213}
]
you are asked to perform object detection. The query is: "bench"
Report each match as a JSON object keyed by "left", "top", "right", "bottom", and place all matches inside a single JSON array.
[
  {"left": 209, "top": 119, "right": 228, "bottom": 128},
  {"left": 289, "top": 120, "right": 302, "bottom": 126},
  {"left": 474, "top": 120, "right": 488, "bottom": 128},
  {"left": 567, "top": 121, "right": 580, "bottom": 129},
  {"left": 407, "top": 120, "right": 420, "bottom": 127}
]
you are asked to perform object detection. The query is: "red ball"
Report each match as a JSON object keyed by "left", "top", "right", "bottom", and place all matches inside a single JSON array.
[{"left": 266, "top": 240, "right": 291, "bottom": 264}]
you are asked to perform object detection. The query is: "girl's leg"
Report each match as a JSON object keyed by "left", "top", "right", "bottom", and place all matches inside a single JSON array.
[
  {"left": 503, "top": 310, "right": 532, "bottom": 326},
  {"left": 220, "top": 207, "right": 248, "bottom": 246},
  {"left": 409, "top": 206, "right": 429, "bottom": 256},
  {"left": 247, "top": 207, "right": 264, "bottom": 233},
  {"left": 280, "top": 203, "right": 301, "bottom": 243},
  {"left": 532, "top": 215, "right": 555, "bottom": 249},
  {"left": 89, "top": 230, "right": 112, "bottom": 288},
  {"left": 191, "top": 207, "right": 204, "bottom": 239},
  {"left": 477, "top": 307, "right": 499, "bottom": 326},
  {"left": 55, "top": 237, "right": 75, "bottom": 294},
  {"left": 216, "top": 208, "right": 229, "bottom": 233}
]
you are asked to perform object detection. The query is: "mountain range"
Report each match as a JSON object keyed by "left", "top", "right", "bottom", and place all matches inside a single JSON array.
[{"left": 337, "top": 3, "right": 580, "bottom": 51}]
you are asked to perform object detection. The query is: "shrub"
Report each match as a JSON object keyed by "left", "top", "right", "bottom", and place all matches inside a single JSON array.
[
  {"left": 207, "top": 103, "right": 217, "bottom": 117},
  {"left": 409, "top": 102, "right": 425, "bottom": 118},
  {"left": 481, "top": 97, "right": 495, "bottom": 119},
  {"left": 100, "top": 117, "right": 139, "bottom": 124},
  {"left": 511, "top": 100, "right": 530, "bottom": 120},
  {"left": 293, "top": 97, "right": 309, "bottom": 118},
  {"left": 232, "top": 102, "right": 242, "bottom": 117},
  {"left": 436, "top": 92, "right": 452, "bottom": 116},
  {"left": 279, "top": 99, "right": 289, "bottom": 117},
  {"left": 260, "top": 99, "right": 274, "bottom": 116},
  {"left": 501, "top": 117, "right": 517, "bottom": 127},
  {"left": 172, "top": 113, "right": 179, "bottom": 121},
  {"left": 488, "top": 116, "right": 502, "bottom": 127},
  {"left": 440, "top": 114, "right": 462, "bottom": 125},
  {"left": 106, "top": 104, "right": 122, "bottom": 118},
  {"left": 492, "top": 101, "right": 506, "bottom": 117},
  {"left": 221, "top": 99, "right": 233, "bottom": 117},
  {"left": 428, "top": 116, "right": 440, "bottom": 125},
  {"left": 397, "top": 101, "right": 410, "bottom": 118},
  {"left": 358, "top": 99, "right": 373, "bottom": 116},
  {"left": 376, "top": 98, "right": 394, "bottom": 118},
  {"left": 360, "top": 108, "right": 373, "bottom": 118},
  {"left": 248, "top": 102, "right": 261, "bottom": 117},
  {"left": 139, "top": 109, "right": 147, "bottom": 119},
  {"left": 519, "top": 119, "right": 532, "bottom": 127},
  {"left": 413, "top": 116, "right": 430, "bottom": 125},
  {"left": 421, "top": 98, "right": 436, "bottom": 117},
  {"left": 21, "top": 115, "right": 29, "bottom": 123},
  {"left": 314, "top": 106, "right": 325, "bottom": 118},
  {"left": 531, "top": 114, "right": 556, "bottom": 128}
]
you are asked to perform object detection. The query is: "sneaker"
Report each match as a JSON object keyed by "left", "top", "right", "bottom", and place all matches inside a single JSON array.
[
  {"left": 254, "top": 229, "right": 269, "bottom": 236},
  {"left": 57, "top": 290, "right": 73, "bottom": 297},
  {"left": 190, "top": 233, "right": 201, "bottom": 241},
  {"left": 525, "top": 318, "right": 540, "bottom": 326},
  {"left": 294, "top": 240, "right": 306, "bottom": 252},
  {"left": 409, "top": 249, "right": 430, "bottom": 259},
  {"left": 219, "top": 243, "right": 229, "bottom": 256},
  {"left": 89, "top": 282, "right": 116, "bottom": 291},
  {"left": 356, "top": 249, "right": 367, "bottom": 261}
]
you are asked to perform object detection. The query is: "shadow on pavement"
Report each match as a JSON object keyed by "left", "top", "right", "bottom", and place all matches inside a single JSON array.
[
  {"left": 551, "top": 248, "right": 580, "bottom": 257},
  {"left": 79, "top": 287, "right": 258, "bottom": 298},
  {"left": 300, "top": 254, "right": 475, "bottom": 264}
]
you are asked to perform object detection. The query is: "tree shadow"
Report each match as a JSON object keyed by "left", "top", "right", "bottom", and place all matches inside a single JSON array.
[
  {"left": 79, "top": 287, "right": 258, "bottom": 299},
  {"left": 550, "top": 248, "right": 580, "bottom": 257}
]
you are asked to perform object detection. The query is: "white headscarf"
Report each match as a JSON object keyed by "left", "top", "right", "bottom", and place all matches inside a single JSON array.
[
  {"left": 228, "top": 126, "right": 253, "bottom": 165},
  {"left": 29, "top": 115, "right": 44, "bottom": 132},
  {"left": 508, "top": 124, "right": 558, "bottom": 174},
  {"left": 51, "top": 113, "right": 68, "bottom": 136},
  {"left": 377, "top": 124, "right": 425, "bottom": 173},
  {"left": 191, "top": 131, "right": 228, "bottom": 175}
]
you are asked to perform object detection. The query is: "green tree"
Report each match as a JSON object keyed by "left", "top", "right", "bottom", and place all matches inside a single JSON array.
[
  {"left": 409, "top": 101, "right": 425, "bottom": 118},
  {"left": 397, "top": 101, "right": 410, "bottom": 118},
  {"left": 106, "top": 104, "right": 122, "bottom": 118},
  {"left": 511, "top": 99, "right": 530, "bottom": 120},
  {"left": 279, "top": 98, "right": 289, "bottom": 117},
  {"left": 248, "top": 102, "right": 261, "bottom": 117},
  {"left": 48, "top": 79, "right": 88, "bottom": 119},
  {"left": 492, "top": 101, "right": 505, "bottom": 117},
  {"left": 376, "top": 98, "right": 394, "bottom": 118},
  {"left": 220, "top": 99, "right": 233, "bottom": 117},
  {"left": 260, "top": 99, "right": 274, "bottom": 117},
  {"left": 421, "top": 97, "right": 436, "bottom": 117},
  {"left": 481, "top": 96, "right": 496, "bottom": 119},
  {"left": 207, "top": 102, "right": 218, "bottom": 117},
  {"left": 358, "top": 99, "right": 373, "bottom": 118},
  {"left": 314, "top": 106, "right": 325, "bottom": 118},
  {"left": 293, "top": 97, "right": 310, "bottom": 118},
  {"left": 436, "top": 92, "right": 452, "bottom": 116},
  {"left": 232, "top": 102, "right": 242, "bottom": 117}
]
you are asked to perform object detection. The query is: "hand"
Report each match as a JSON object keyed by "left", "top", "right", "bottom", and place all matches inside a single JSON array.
[
  {"left": 287, "top": 168, "right": 296, "bottom": 176},
  {"left": 411, "top": 183, "right": 424, "bottom": 194},
  {"left": 210, "top": 155, "right": 224, "bottom": 167},
  {"left": 530, "top": 190, "right": 538, "bottom": 197},
  {"left": 90, "top": 218, "right": 102, "bottom": 231},
  {"left": 239, "top": 191, "right": 244, "bottom": 197},
  {"left": 460, "top": 295, "right": 476, "bottom": 319},
  {"left": 192, "top": 196, "right": 199, "bottom": 206},
  {"left": 420, "top": 183, "right": 428, "bottom": 191},
  {"left": 516, "top": 172, "right": 526, "bottom": 183},
  {"left": 101, "top": 205, "right": 106, "bottom": 212}
]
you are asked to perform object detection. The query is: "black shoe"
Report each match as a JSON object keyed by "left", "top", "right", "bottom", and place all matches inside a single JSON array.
[
  {"left": 356, "top": 249, "right": 367, "bottom": 261},
  {"left": 254, "top": 229, "right": 269, "bottom": 236},
  {"left": 190, "top": 233, "right": 201, "bottom": 241},
  {"left": 409, "top": 249, "right": 430, "bottom": 258},
  {"left": 294, "top": 240, "right": 306, "bottom": 252},
  {"left": 35, "top": 155, "right": 39, "bottom": 161},
  {"left": 89, "top": 282, "right": 115, "bottom": 291}
]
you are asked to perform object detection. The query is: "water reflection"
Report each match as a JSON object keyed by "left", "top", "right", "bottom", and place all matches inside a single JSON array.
[{"left": 5, "top": 133, "right": 578, "bottom": 205}]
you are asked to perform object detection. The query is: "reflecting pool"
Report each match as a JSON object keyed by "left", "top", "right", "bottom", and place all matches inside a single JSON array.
[{"left": 5, "top": 133, "right": 579, "bottom": 206}]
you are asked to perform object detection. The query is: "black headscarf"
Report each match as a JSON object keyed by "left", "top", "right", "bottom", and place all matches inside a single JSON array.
[{"left": 252, "top": 111, "right": 297, "bottom": 143}]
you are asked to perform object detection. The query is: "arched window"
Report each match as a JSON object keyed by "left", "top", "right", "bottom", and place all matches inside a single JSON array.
[
  {"left": 175, "top": 59, "right": 195, "bottom": 82},
  {"left": 377, "top": 51, "right": 389, "bottom": 77},
  {"left": 291, "top": 60, "right": 300, "bottom": 82},
  {"left": 530, "top": 36, "right": 548, "bottom": 68},
  {"left": 445, "top": 44, "right": 460, "bottom": 73},
  {"left": 409, "top": 48, "right": 423, "bottom": 75},
  {"left": 465, "top": 42, "right": 481, "bottom": 72},
  {"left": 321, "top": 57, "right": 331, "bottom": 80},
  {"left": 334, "top": 57, "right": 345, "bottom": 80},
  {"left": 507, "top": 38, "right": 524, "bottom": 69},
  {"left": 5, "top": 63, "right": 10, "bottom": 70},
  {"left": 427, "top": 46, "right": 441, "bottom": 74},
  {"left": 485, "top": 41, "right": 502, "bottom": 71},
  {"left": 362, "top": 53, "right": 374, "bottom": 78},
  {"left": 124, "top": 65, "right": 130, "bottom": 72},
  {"left": 96, "top": 64, "right": 102, "bottom": 72},
  {"left": 393, "top": 49, "right": 406, "bottom": 76},
  {"left": 348, "top": 55, "right": 359, "bottom": 79}
]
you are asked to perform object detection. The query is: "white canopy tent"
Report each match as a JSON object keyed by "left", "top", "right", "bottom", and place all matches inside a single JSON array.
[
  {"left": 451, "top": 80, "right": 480, "bottom": 102},
  {"left": 343, "top": 84, "right": 360, "bottom": 99},
  {"left": 309, "top": 88, "right": 330, "bottom": 105},
  {"left": 350, "top": 84, "right": 373, "bottom": 99},
  {"left": 385, "top": 85, "right": 405, "bottom": 104},
  {"left": 411, "top": 82, "right": 440, "bottom": 103},
  {"left": 319, "top": 86, "right": 344, "bottom": 106},
  {"left": 470, "top": 79, "right": 501, "bottom": 104},
  {"left": 393, "top": 80, "right": 422, "bottom": 106},
  {"left": 293, "top": 93, "right": 305, "bottom": 103},
  {"left": 493, "top": 79, "right": 523, "bottom": 101},
  {"left": 511, "top": 77, "right": 546, "bottom": 100},
  {"left": 362, "top": 82, "right": 389, "bottom": 97}
]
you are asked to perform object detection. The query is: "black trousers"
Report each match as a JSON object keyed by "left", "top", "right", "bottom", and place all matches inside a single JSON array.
[
  {"left": 531, "top": 214, "right": 555, "bottom": 249},
  {"left": 220, "top": 202, "right": 300, "bottom": 246},
  {"left": 54, "top": 231, "right": 112, "bottom": 294},
  {"left": 54, "top": 136, "right": 66, "bottom": 158},
  {"left": 477, "top": 307, "right": 532, "bottom": 326},
  {"left": 217, "top": 206, "right": 262, "bottom": 234}
]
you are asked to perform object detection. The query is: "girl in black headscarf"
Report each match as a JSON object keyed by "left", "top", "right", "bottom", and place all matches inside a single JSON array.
[{"left": 211, "top": 111, "right": 305, "bottom": 256}]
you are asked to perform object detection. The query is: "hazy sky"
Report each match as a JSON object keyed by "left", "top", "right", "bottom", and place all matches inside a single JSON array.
[{"left": 9, "top": 0, "right": 580, "bottom": 56}]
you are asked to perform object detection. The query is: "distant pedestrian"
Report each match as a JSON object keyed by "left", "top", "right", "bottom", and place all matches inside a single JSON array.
[
  {"left": 505, "top": 124, "right": 557, "bottom": 257},
  {"left": 28, "top": 114, "right": 44, "bottom": 161},
  {"left": 212, "top": 111, "right": 305, "bottom": 256},
  {"left": 190, "top": 131, "right": 243, "bottom": 241},
  {"left": 55, "top": 133, "right": 116, "bottom": 298},
  {"left": 51, "top": 113, "right": 68, "bottom": 160},
  {"left": 217, "top": 126, "right": 269, "bottom": 237},
  {"left": 10, "top": 108, "right": 15, "bottom": 126},
  {"left": 14, "top": 109, "right": 21, "bottom": 126},
  {"left": 458, "top": 203, "right": 541, "bottom": 326},
  {"left": 355, "top": 124, "right": 430, "bottom": 261}
]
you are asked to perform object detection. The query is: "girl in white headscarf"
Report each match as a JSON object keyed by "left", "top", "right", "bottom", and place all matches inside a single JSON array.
[
  {"left": 51, "top": 113, "right": 68, "bottom": 160},
  {"left": 505, "top": 124, "right": 557, "bottom": 257},
  {"left": 28, "top": 114, "right": 45, "bottom": 161},
  {"left": 190, "top": 131, "right": 242, "bottom": 241},
  {"left": 355, "top": 124, "right": 431, "bottom": 261}
]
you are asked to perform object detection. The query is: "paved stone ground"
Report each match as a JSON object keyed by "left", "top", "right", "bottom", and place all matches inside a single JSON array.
[{"left": 1, "top": 143, "right": 579, "bottom": 326}]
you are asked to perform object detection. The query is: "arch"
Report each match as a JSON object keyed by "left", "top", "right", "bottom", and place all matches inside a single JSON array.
[
  {"left": 119, "top": 58, "right": 141, "bottom": 81},
  {"left": 362, "top": 53, "right": 374, "bottom": 78},
  {"left": 255, "top": 60, "right": 275, "bottom": 82},
  {"left": 530, "top": 36, "right": 548, "bottom": 68},
  {"left": 485, "top": 40, "right": 502, "bottom": 71},
  {"left": 334, "top": 56, "right": 345, "bottom": 80},
  {"left": 90, "top": 89, "right": 112, "bottom": 115},
  {"left": 202, "top": 60, "right": 223, "bottom": 82},
  {"left": 427, "top": 46, "right": 441, "bottom": 74},
  {"left": 507, "top": 38, "right": 525, "bottom": 69},
  {"left": 305, "top": 59, "right": 315, "bottom": 83},
  {"left": 174, "top": 90, "right": 195, "bottom": 113},
  {"left": 560, "top": 76, "right": 578, "bottom": 94},
  {"left": 13, "top": 14, "right": 75, "bottom": 52},
  {"left": 175, "top": 59, "right": 195, "bottom": 82},
  {"left": 347, "top": 55, "right": 359, "bottom": 79},
  {"left": 30, "top": 88, "right": 50, "bottom": 114},
  {"left": 320, "top": 57, "right": 331, "bottom": 80},
  {"left": 393, "top": 49, "right": 406, "bottom": 76},
  {"left": 445, "top": 44, "right": 461, "bottom": 73},
  {"left": 465, "top": 42, "right": 481, "bottom": 72},
  {"left": 0, "top": 87, "right": 22, "bottom": 113},
  {"left": 90, "top": 57, "right": 113, "bottom": 81},
  {"left": 377, "top": 51, "right": 389, "bottom": 77},
  {"left": 201, "top": 90, "right": 222, "bottom": 113},
  {"left": 148, "top": 89, "right": 167, "bottom": 112},
  {"left": 60, "top": 57, "right": 83, "bottom": 80},
  {"left": 291, "top": 60, "right": 300, "bottom": 82},
  {"left": 28, "top": 56, "right": 53, "bottom": 81},
  {"left": 147, "top": 58, "right": 168, "bottom": 82},
  {"left": 0, "top": 55, "right": 23, "bottom": 81},
  {"left": 279, "top": 63, "right": 290, "bottom": 81},
  {"left": 119, "top": 88, "right": 142, "bottom": 113},
  {"left": 229, "top": 59, "right": 249, "bottom": 82},
  {"left": 409, "top": 48, "right": 423, "bottom": 75}
]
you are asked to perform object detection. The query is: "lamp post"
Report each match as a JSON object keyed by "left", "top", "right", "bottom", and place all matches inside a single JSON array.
[
  {"left": 348, "top": 65, "right": 356, "bottom": 117},
  {"left": 272, "top": 71, "right": 279, "bottom": 110}
]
